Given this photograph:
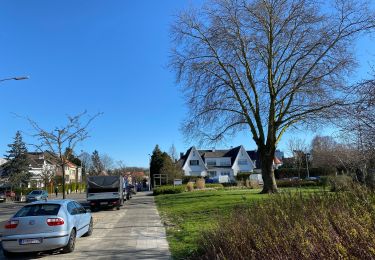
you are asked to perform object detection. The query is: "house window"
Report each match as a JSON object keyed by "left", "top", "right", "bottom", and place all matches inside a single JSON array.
[
  {"left": 190, "top": 160, "right": 199, "bottom": 166},
  {"left": 208, "top": 171, "right": 217, "bottom": 177},
  {"left": 238, "top": 159, "right": 247, "bottom": 165},
  {"left": 220, "top": 160, "right": 231, "bottom": 166},
  {"left": 207, "top": 160, "right": 216, "bottom": 166},
  {"left": 221, "top": 171, "right": 230, "bottom": 176}
]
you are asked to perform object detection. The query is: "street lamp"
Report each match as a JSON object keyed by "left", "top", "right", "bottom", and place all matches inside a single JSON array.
[
  {"left": 306, "top": 153, "right": 310, "bottom": 179},
  {"left": 0, "top": 76, "right": 29, "bottom": 83},
  {"left": 148, "top": 154, "right": 152, "bottom": 191}
]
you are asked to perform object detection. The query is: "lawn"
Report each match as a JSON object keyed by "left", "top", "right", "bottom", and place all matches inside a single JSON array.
[{"left": 155, "top": 187, "right": 324, "bottom": 259}]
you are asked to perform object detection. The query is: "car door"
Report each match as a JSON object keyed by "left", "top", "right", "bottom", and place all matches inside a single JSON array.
[
  {"left": 67, "top": 201, "right": 81, "bottom": 234},
  {"left": 73, "top": 201, "right": 88, "bottom": 237}
]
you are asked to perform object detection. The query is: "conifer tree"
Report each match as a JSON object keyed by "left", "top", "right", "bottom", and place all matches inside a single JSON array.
[
  {"left": 4, "top": 131, "right": 31, "bottom": 190},
  {"left": 150, "top": 145, "right": 164, "bottom": 187}
]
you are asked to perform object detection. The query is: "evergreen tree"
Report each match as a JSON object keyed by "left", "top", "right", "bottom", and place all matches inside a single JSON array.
[
  {"left": 3, "top": 131, "right": 31, "bottom": 189},
  {"left": 91, "top": 150, "right": 104, "bottom": 175},
  {"left": 160, "top": 152, "right": 182, "bottom": 184},
  {"left": 150, "top": 145, "right": 164, "bottom": 187}
]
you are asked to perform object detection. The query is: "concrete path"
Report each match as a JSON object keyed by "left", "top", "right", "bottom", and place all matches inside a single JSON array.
[{"left": 0, "top": 192, "right": 171, "bottom": 260}]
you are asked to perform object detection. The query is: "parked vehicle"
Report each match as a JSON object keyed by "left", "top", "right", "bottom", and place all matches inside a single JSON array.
[
  {"left": 5, "top": 190, "right": 15, "bottom": 198},
  {"left": 26, "top": 190, "right": 48, "bottom": 202},
  {"left": 87, "top": 176, "right": 124, "bottom": 211},
  {"left": 1, "top": 200, "right": 93, "bottom": 257},
  {"left": 0, "top": 192, "right": 6, "bottom": 203}
]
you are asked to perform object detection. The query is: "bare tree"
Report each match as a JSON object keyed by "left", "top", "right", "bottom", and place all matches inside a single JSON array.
[
  {"left": 169, "top": 144, "right": 178, "bottom": 162},
  {"left": 40, "top": 164, "right": 56, "bottom": 190},
  {"left": 79, "top": 151, "right": 92, "bottom": 178},
  {"left": 287, "top": 138, "right": 307, "bottom": 179},
  {"left": 338, "top": 76, "right": 375, "bottom": 178},
  {"left": 100, "top": 154, "right": 114, "bottom": 172},
  {"left": 170, "top": 0, "right": 375, "bottom": 192},
  {"left": 28, "top": 111, "right": 101, "bottom": 199}
]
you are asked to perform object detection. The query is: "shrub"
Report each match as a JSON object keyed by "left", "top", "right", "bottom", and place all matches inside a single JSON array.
[
  {"left": 196, "top": 178, "right": 205, "bottom": 189},
  {"left": 182, "top": 176, "right": 200, "bottom": 184},
  {"left": 204, "top": 184, "right": 224, "bottom": 189},
  {"left": 328, "top": 175, "right": 354, "bottom": 192},
  {"left": 276, "top": 179, "right": 320, "bottom": 188},
  {"left": 153, "top": 185, "right": 185, "bottom": 196},
  {"left": 186, "top": 182, "right": 194, "bottom": 192},
  {"left": 192, "top": 186, "right": 375, "bottom": 259},
  {"left": 236, "top": 173, "right": 251, "bottom": 181},
  {"left": 275, "top": 167, "right": 336, "bottom": 179}
]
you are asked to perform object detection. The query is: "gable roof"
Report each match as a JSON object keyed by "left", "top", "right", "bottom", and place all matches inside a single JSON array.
[{"left": 178, "top": 146, "right": 243, "bottom": 168}]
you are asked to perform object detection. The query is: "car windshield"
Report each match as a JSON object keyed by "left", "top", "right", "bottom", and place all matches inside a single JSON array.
[
  {"left": 14, "top": 204, "right": 60, "bottom": 217},
  {"left": 30, "top": 190, "right": 43, "bottom": 195}
]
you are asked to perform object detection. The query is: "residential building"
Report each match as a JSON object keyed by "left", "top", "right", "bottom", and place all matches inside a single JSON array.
[
  {"left": 177, "top": 146, "right": 256, "bottom": 182},
  {"left": 247, "top": 150, "right": 284, "bottom": 171},
  {"left": 0, "top": 151, "right": 82, "bottom": 188}
]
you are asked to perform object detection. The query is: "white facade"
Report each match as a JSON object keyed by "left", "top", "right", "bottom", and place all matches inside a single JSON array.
[
  {"left": 28, "top": 161, "right": 57, "bottom": 188},
  {"left": 180, "top": 146, "right": 256, "bottom": 182},
  {"left": 182, "top": 147, "right": 207, "bottom": 177}
]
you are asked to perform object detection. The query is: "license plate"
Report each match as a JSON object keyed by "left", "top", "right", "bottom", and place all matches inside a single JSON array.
[
  {"left": 19, "top": 238, "right": 42, "bottom": 245},
  {"left": 100, "top": 202, "right": 108, "bottom": 205}
]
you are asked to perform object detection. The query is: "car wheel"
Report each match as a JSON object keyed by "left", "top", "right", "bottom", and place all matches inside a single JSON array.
[
  {"left": 2, "top": 249, "right": 16, "bottom": 258},
  {"left": 62, "top": 229, "right": 76, "bottom": 253},
  {"left": 83, "top": 218, "right": 93, "bottom": 237}
]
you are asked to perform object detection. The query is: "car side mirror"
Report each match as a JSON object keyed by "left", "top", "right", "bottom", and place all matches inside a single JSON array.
[{"left": 85, "top": 208, "right": 91, "bottom": 213}]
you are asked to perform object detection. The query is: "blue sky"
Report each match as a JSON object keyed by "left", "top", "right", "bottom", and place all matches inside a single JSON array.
[{"left": 0, "top": 1, "right": 374, "bottom": 167}]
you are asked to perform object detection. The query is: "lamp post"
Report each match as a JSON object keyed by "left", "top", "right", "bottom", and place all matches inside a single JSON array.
[
  {"left": 0, "top": 76, "right": 29, "bottom": 83},
  {"left": 148, "top": 154, "right": 152, "bottom": 191},
  {"left": 306, "top": 153, "right": 310, "bottom": 179}
]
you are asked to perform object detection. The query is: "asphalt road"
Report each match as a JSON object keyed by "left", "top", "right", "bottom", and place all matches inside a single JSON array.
[{"left": 0, "top": 192, "right": 171, "bottom": 260}]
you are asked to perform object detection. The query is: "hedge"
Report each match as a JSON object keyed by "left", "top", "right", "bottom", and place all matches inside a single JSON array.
[
  {"left": 153, "top": 185, "right": 185, "bottom": 196},
  {"left": 276, "top": 179, "right": 322, "bottom": 188},
  {"left": 275, "top": 167, "right": 336, "bottom": 179}
]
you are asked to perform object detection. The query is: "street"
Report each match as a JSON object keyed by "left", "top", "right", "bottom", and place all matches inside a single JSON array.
[{"left": 0, "top": 192, "right": 171, "bottom": 260}]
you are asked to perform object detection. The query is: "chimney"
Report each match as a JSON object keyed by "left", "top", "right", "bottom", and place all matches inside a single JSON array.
[{"left": 180, "top": 152, "right": 184, "bottom": 159}]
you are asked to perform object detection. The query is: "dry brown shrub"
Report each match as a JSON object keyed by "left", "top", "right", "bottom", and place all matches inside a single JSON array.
[
  {"left": 191, "top": 186, "right": 375, "bottom": 260},
  {"left": 196, "top": 178, "right": 205, "bottom": 189},
  {"left": 186, "top": 182, "right": 194, "bottom": 191}
]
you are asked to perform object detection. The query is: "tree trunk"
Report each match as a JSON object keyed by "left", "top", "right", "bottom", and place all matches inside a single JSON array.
[
  {"left": 259, "top": 146, "right": 278, "bottom": 193},
  {"left": 62, "top": 164, "right": 66, "bottom": 199}
]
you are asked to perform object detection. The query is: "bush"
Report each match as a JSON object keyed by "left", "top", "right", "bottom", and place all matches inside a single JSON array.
[
  {"left": 275, "top": 167, "right": 336, "bottom": 179},
  {"left": 192, "top": 187, "right": 375, "bottom": 259},
  {"left": 204, "top": 184, "right": 224, "bottom": 189},
  {"left": 153, "top": 185, "right": 185, "bottom": 196},
  {"left": 276, "top": 179, "right": 321, "bottom": 188},
  {"left": 236, "top": 173, "right": 251, "bottom": 181},
  {"left": 196, "top": 178, "right": 205, "bottom": 189},
  {"left": 328, "top": 175, "right": 354, "bottom": 192},
  {"left": 186, "top": 182, "right": 194, "bottom": 192},
  {"left": 182, "top": 176, "right": 201, "bottom": 184}
]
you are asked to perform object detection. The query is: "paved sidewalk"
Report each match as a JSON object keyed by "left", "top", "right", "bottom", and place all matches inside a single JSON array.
[{"left": 43, "top": 191, "right": 171, "bottom": 260}]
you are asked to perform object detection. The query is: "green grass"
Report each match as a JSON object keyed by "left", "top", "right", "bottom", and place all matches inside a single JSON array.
[{"left": 155, "top": 187, "right": 325, "bottom": 259}]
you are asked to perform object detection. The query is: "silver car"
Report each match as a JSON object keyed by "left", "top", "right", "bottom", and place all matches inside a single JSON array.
[
  {"left": 26, "top": 190, "right": 48, "bottom": 202},
  {"left": 1, "top": 200, "right": 93, "bottom": 257}
]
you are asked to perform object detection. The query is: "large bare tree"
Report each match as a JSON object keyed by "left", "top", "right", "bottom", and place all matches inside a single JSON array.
[
  {"left": 170, "top": 0, "right": 375, "bottom": 192},
  {"left": 28, "top": 111, "right": 101, "bottom": 198}
]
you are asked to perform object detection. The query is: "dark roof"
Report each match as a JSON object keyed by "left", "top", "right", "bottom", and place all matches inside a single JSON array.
[
  {"left": 177, "top": 147, "right": 193, "bottom": 169},
  {"left": 247, "top": 151, "right": 261, "bottom": 168},
  {"left": 178, "top": 146, "right": 243, "bottom": 168}
]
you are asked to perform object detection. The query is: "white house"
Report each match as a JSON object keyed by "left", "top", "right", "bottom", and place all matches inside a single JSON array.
[
  {"left": 28, "top": 152, "right": 82, "bottom": 188},
  {"left": 178, "top": 146, "right": 256, "bottom": 182}
]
